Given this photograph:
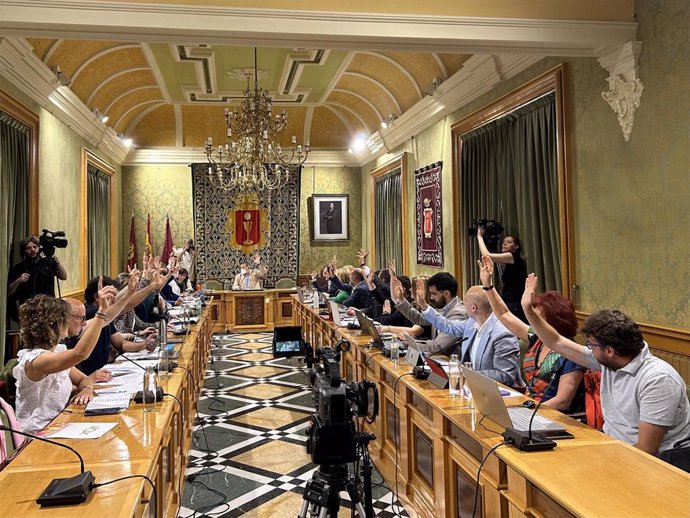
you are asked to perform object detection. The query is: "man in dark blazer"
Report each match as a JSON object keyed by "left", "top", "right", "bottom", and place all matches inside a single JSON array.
[
  {"left": 341, "top": 268, "right": 372, "bottom": 309},
  {"left": 416, "top": 284, "right": 523, "bottom": 387}
]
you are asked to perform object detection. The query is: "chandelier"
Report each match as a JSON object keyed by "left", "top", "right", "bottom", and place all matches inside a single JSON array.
[{"left": 205, "top": 48, "right": 309, "bottom": 191}]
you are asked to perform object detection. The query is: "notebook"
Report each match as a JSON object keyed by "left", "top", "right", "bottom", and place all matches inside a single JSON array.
[{"left": 462, "top": 366, "right": 565, "bottom": 433}]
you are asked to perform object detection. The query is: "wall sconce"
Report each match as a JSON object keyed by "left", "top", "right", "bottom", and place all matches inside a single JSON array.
[
  {"left": 117, "top": 133, "right": 133, "bottom": 148},
  {"left": 423, "top": 77, "right": 440, "bottom": 97},
  {"left": 92, "top": 108, "right": 109, "bottom": 124},
  {"left": 380, "top": 114, "right": 398, "bottom": 129},
  {"left": 50, "top": 65, "right": 71, "bottom": 86}
]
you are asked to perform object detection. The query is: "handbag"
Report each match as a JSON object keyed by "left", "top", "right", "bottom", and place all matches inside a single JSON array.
[{"left": 659, "top": 436, "right": 690, "bottom": 473}]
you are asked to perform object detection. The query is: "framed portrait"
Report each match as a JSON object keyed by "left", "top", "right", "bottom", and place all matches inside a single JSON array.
[{"left": 311, "top": 194, "right": 349, "bottom": 242}]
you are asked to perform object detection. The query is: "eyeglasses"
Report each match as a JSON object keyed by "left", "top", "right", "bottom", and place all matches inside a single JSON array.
[
  {"left": 71, "top": 314, "right": 86, "bottom": 323},
  {"left": 586, "top": 339, "right": 606, "bottom": 350}
]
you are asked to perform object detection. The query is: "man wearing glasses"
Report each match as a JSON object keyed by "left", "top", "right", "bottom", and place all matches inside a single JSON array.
[
  {"left": 63, "top": 298, "right": 114, "bottom": 383},
  {"left": 521, "top": 274, "right": 690, "bottom": 456}
]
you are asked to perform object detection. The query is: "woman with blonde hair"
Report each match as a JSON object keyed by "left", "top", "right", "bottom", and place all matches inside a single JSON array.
[{"left": 13, "top": 274, "right": 138, "bottom": 434}]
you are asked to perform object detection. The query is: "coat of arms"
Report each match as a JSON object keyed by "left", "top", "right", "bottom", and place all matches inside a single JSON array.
[{"left": 226, "top": 191, "right": 269, "bottom": 254}]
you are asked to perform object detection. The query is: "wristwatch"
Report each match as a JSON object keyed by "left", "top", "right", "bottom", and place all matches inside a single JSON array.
[{"left": 481, "top": 285, "right": 494, "bottom": 291}]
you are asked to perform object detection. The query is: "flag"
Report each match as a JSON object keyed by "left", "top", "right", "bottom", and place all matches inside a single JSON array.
[
  {"left": 161, "top": 216, "right": 174, "bottom": 264},
  {"left": 144, "top": 212, "right": 153, "bottom": 259},
  {"left": 126, "top": 213, "right": 138, "bottom": 270}
]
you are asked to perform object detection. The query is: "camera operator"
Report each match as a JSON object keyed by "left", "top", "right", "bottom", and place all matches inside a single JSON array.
[
  {"left": 7, "top": 236, "right": 67, "bottom": 323},
  {"left": 476, "top": 228, "right": 527, "bottom": 323}
]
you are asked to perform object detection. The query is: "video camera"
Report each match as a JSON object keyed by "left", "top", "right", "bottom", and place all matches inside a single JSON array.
[
  {"left": 39, "top": 229, "right": 68, "bottom": 258},
  {"left": 305, "top": 342, "right": 378, "bottom": 465},
  {"left": 468, "top": 218, "right": 503, "bottom": 252}
]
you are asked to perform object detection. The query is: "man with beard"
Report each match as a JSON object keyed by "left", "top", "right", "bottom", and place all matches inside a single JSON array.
[
  {"left": 391, "top": 272, "right": 468, "bottom": 356},
  {"left": 521, "top": 274, "right": 690, "bottom": 456},
  {"left": 410, "top": 280, "right": 522, "bottom": 387},
  {"left": 7, "top": 236, "right": 67, "bottom": 322}
]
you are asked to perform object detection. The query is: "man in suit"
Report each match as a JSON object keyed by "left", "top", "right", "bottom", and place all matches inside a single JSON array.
[
  {"left": 232, "top": 254, "right": 267, "bottom": 290},
  {"left": 416, "top": 283, "right": 522, "bottom": 387},
  {"left": 341, "top": 268, "right": 371, "bottom": 309},
  {"left": 391, "top": 272, "right": 468, "bottom": 357}
]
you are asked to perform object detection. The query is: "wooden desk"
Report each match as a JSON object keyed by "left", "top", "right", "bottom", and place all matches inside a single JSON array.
[
  {"left": 293, "top": 297, "right": 690, "bottom": 518},
  {"left": 207, "top": 289, "right": 297, "bottom": 333},
  {"left": 0, "top": 306, "right": 213, "bottom": 518}
]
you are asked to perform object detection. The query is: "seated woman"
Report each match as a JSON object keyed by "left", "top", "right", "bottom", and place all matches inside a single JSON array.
[
  {"left": 329, "top": 266, "right": 355, "bottom": 304},
  {"left": 161, "top": 267, "right": 193, "bottom": 305},
  {"left": 13, "top": 275, "right": 137, "bottom": 434},
  {"left": 479, "top": 256, "right": 584, "bottom": 412}
]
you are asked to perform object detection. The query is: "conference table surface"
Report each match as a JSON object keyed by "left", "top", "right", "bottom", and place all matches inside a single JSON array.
[{"left": 297, "top": 301, "right": 690, "bottom": 518}]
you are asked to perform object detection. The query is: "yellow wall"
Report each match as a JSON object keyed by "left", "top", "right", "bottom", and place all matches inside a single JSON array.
[
  {"left": 361, "top": 0, "right": 689, "bottom": 329},
  {"left": 121, "top": 165, "right": 194, "bottom": 266},
  {"left": 0, "top": 78, "right": 121, "bottom": 294}
]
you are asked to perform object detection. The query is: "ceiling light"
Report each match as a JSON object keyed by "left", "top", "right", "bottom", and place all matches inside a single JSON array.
[
  {"left": 92, "top": 108, "right": 109, "bottom": 124},
  {"left": 424, "top": 77, "right": 439, "bottom": 97},
  {"left": 50, "top": 65, "right": 71, "bottom": 86},
  {"left": 351, "top": 136, "right": 366, "bottom": 153},
  {"left": 205, "top": 48, "right": 309, "bottom": 192},
  {"left": 118, "top": 133, "right": 133, "bottom": 148}
]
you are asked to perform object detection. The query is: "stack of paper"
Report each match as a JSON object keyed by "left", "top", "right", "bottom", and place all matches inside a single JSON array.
[{"left": 85, "top": 393, "right": 131, "bottom": 412}]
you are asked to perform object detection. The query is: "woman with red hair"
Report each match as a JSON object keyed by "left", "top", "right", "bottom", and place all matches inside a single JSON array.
[{"left": 478, "top": 256, "right": 584, "bottom": 412}]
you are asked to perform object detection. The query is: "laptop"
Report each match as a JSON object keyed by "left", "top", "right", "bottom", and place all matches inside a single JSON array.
[
  {"left": 462, "top": 366, "right": 566, "bottom": 433},
  {"left": 329, "top": 300, "right": 357, "bottom": 327},
  {"left": 354, "top": 309, "right": 394, "bottom": 348}
]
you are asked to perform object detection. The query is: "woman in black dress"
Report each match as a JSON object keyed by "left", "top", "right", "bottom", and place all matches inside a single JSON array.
[{"left": 477, "top": 229, "right": 528, "bottom": 322}]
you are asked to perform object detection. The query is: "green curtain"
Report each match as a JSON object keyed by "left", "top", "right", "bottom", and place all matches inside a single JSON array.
[
  {"left": 460, "top": 93, "right": 560, "bottom": 293},
  {"left": 87, "top": 165, "right": 111, "bottom": 279},
  {"left": 0, "top": 112, "right": 29, "bottom": 366},
  {"left": 374, "top": 168, "right": 402, "bottom": 270}
]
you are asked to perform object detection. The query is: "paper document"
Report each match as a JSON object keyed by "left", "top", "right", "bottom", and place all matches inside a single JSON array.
[
  {"left": 86, "top": 393, "right": 131, "bottom": 411},
  {"left": 98, "top": 372, "right": 143, "bottom": 387},
  {"left": 44, "top": 422, "right": 118, "bottom": 439}
]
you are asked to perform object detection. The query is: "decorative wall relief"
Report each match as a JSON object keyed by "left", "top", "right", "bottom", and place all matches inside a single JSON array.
[
  {"left": 191, "top": 163, "right": 300, "bottom": 287},
  {"left": 597, "top": 41, "right": 644, "bottom": 142},
  {"left": 415, "top": 162, "right": 443, "bottom": 268}
]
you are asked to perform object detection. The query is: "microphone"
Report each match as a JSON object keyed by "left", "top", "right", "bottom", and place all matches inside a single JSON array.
[
  {"left": 410, "top": 337, "right": 468, "bottom": 379},
  {"left": 0, "top": 424, "right": 94, "bottom": 506},
  {"left": 502, "top": 372, "right": 558, "bottom": 452},
  {"left": 110, "top": 345, "right": 177, "bottom": 373},
  {"left": 427, "top": 336, "right": 469, "bottom": 358}
]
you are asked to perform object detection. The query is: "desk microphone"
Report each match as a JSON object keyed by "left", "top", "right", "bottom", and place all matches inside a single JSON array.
[
  {"left": 412, "top": 337, "right": 468, "bottom": 379},
  {"left": 0, "top": 424, "right": 94, "bottom": 506},
  {"left": 110, "top": 345, "right": 177, "bottom": 373},
  {"left": 427, "top": 336, "right": 468, "bottom": 358},
  {"left": 502, "top": 373, "right": 558, "bottom": 452}
]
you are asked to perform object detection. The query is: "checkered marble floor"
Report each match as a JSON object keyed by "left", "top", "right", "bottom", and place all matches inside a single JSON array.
[{"left": 179, "top": 332, "right": 411, "bottom": 518}]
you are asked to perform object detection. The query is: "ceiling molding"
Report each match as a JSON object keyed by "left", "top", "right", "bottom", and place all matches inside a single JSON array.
[
  {"left": 125, "top": 101, "right": 166, "bottom": 136},
  {"left": 85, "top": 65, "right": 151, "bottom": 106},
  {"left": 43, "top": 38, "right": 62, "bottom": 63},
  {"left": 140, "top": 42, "right": 173, "bottom": 103},
  {"left": 331, "top": 88, "right": 383, "bottom": 120},
  {"left": 0, "top": 36, "right": 129, "bottom": 163},
  {"left": 71, "top": 43, "right": 140, "bottom": 82},
  {"left": 124, "top": 147, "right": 357, "bottom": 167},
  {"left": 113, "top": 98, "right": 165, "bottom": 129},
  {"left": 105, "top": 85, "right": 161, "bottom": 113},
  {"left": 324, "top": 101, "right": 369, "bottom": 133},
  {"left": 341, "top": 71, "right": 401, "bottom": 114},
  {"left": 0, "top": 1, "right": 637, "bottom": 55},
  {"left": 317, "top": 50, "right": 354, "bottom": 105},
  {"left": 361, "top": 51, "right": 422, "bottom": 98}
]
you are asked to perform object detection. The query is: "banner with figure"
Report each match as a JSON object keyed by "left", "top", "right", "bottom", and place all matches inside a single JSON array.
[
  {"left": 415, "top": 162, "right": 443, "bottom": 267},
  {"left": 227, "top": 191, "right": 268, "bottom": 254}
]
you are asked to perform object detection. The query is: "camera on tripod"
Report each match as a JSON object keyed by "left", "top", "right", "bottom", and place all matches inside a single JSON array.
[
  {"left": 39, "top": 229, "right": 68, "bottom": 258},
  {"left": 468, "top": 218, "right": 503, "bottom": 252},
  {"left": 305, "top": 342, "right": 378, "bottom": 466}
]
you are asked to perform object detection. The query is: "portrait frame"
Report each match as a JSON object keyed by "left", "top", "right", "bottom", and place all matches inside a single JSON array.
[{"left": 311, "top": 194, "right": 349, "bottom": 242}]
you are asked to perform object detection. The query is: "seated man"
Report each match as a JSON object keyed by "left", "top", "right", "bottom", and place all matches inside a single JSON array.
[
  {"left": 391, "top": 272, "right": 468, "bottom": 357},
  {"left": 341, "top": 268, "right": 372, "bottom": 309},
  {"left": 521, "top": 274, "right": 690, "bottom": 455},
  {"left": 232, "top": 254, "right": 267, "bottom": 290},
  {"left": 413, "top": 280, "right": 522, "bottom": 387}
]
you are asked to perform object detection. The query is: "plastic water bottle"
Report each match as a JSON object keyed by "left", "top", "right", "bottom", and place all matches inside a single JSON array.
[
  {"left": 448, "top": 354, "right": 461, "bottom": 397},
  {"left": 143, "top": 367, "right": 159, "bottom": 413},
  {"left": 389, "top": 340, "right": 400, "bottom": 362},
  {"left": 463, "top": 361, "right": 475, "bottom": 407}
]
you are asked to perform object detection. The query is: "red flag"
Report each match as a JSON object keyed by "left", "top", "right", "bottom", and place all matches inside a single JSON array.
[
  {"left": 126, "top": 214, "right": 138, "bottom": 270},
  {"left": 161, "top": 216, "right": 174, "bottom": 264},
  {"left": 144, "top": 213, "right": 153, "bottom": 259}
]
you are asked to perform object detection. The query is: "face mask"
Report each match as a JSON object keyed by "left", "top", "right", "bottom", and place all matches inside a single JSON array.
[{"left": 240, "top": 268, "right": 247, "bottom": 275}]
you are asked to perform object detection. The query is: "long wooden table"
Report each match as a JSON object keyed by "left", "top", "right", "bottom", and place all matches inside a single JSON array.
[
  {"left": 0, "top": 306, "right": 213, "bottom": 518},
  {"left": 293, "top": 297, "right": 690, "bottom": 518}
]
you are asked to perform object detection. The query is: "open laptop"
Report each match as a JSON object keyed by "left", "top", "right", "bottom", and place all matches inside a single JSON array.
[
  {"left": 462, "top": 366, "right": 566, "bottom": 434},
  {"left": 329, "top": 300, "right": 357, "bottom": 327},
  {"left": 354, "top": 309, "right": 395, "bottom": 349}
]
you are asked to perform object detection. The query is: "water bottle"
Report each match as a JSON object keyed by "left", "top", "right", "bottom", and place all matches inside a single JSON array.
[
  {"left": 448, "top": 354, "right": 461, "bottom": 397},
  {"left": 143, "top": 366, "right": 159, "bottom": 413},
  {"left": 389, "top": 340, "right": 400, "bottom": 362},
  {"left": 159, "top": 343, "right": 170, "bottom": 377},
  {"left": 463, "top": 361, "right": 475, "bottom": 407}
]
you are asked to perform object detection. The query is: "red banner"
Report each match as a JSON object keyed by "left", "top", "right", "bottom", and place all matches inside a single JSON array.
[
  {"left": 145, "top": 213, "right": 153, "bottom": 259},
  {"left": 234, "top": 209, "right": 261, "bottom": 246},
  {"left": 161, "top": 216, "right": 174, "bottom": 264},
  {"left": 126, "top": 214, "right": 138, "bottom": 270}
]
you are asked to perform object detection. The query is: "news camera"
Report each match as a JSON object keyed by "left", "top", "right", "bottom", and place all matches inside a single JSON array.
[
  {"left": 39, "top": 229, "right": 68, "bottom": 258},
  {"left": 305, "top": 342, "right": 378, "bottom": 466},
  {"left": 468, "top": 218, "right": 504, "bottom": 252}
]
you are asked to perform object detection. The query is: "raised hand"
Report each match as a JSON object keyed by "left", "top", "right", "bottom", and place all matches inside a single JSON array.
[
  {"left": 390, "top": 275, "right": 403, "bottom": 301},
  {"left": 387, "top": 259, "right": 397, "bottom": 278},
  {"left": 414, "top": 278, "right": 427, "bottom": 309},
  {"left": 127, "top": 269, "right": 141, "bottom": 294},
  {"left": 521, "top": 273, "right": 538, "bottom": 310},
  {"left": 365, "top": 270, "right": 376, "bottom": 289},
  {"left": 97, "top": 278, "right": 117, "bottom": 314},
  {"left": 356, "top": 249, "right": 369, "bottom": 263},
  {"left": 383, "top": 300, "right": 392, "bottom": 314},
  {"left": 477, "top": 255, "right": 494, "bottom": 287},
  {"left": 252, "top": 254, "right": 261, "bottom": 264},
  {"left": 311, "top": 271, "right": 317, "bottom": 282}
]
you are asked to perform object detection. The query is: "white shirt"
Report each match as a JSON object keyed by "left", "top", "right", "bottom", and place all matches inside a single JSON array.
[
  {"left": 469, "top": 318, "right": 490, "bottom": 368},
  {"left": 13, "top": 344, "right": 72, "bottom": 435}
]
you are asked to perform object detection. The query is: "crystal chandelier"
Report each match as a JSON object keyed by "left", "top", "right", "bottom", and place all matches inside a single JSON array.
[{"left": 205, "top": 48, "right": 309, "bottom": 191}]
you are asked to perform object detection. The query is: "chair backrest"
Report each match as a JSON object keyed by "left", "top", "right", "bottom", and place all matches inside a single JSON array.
[
  {"left": 0, "top": 396, "right": 25, "bottom": 466},
  {"left": 275, "top": 277, "right": 296, "bottom": 289},
  {"left": 202, "top": 278, "right": 223, "bottom": 290},
  {"left": 0, "top": 359, "right": 18, "bottom": 406},
  {"left": 584, "top": 370, "right": 604, "bottom": 429}
]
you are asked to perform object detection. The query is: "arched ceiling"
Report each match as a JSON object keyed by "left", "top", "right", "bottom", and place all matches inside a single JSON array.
[{"left": 26, "top": 38, "right": 470, "bottom": 150}]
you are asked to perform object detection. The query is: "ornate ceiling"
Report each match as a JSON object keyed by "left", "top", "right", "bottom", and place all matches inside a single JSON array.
[{"left": 26, "top": 38, "right": 470, "bottom": 150}]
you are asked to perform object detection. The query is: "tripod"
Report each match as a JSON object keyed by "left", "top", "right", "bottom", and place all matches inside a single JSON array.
[{"left": 298, "top": 464, "right": 368, "bottom": 518}]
